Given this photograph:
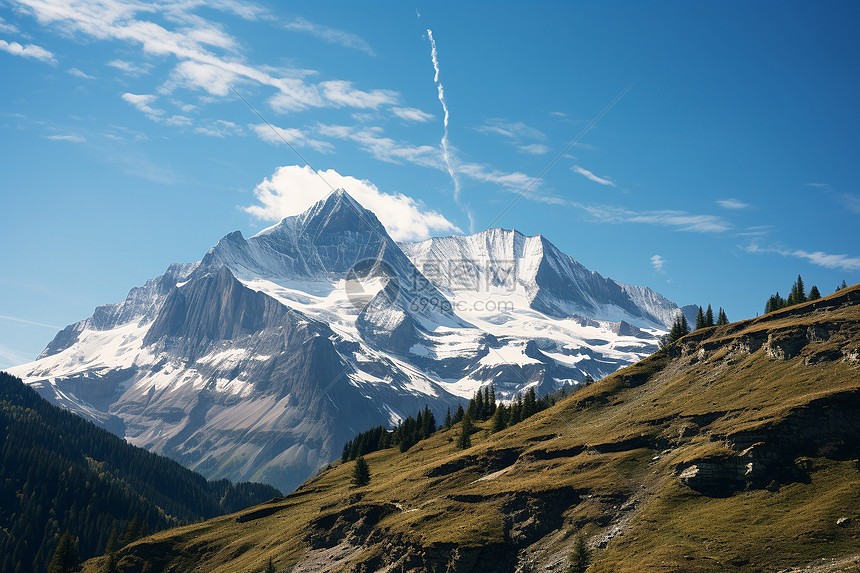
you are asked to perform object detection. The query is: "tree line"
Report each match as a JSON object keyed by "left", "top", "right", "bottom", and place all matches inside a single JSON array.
[
  {"left": 341, "top": 405, "right": 437, "bottom": 462},
  {"left": 342, "top": 383, "right": 580, "bottom": 468},
  {"left": 662, "top": 303, "right": 729, "bottom": 346},
  {"left": 0, "top": 372, "right": 280, "bottom": 573},
  {"left": 764, "top": 274, "right": 827, "bottom": 314}
]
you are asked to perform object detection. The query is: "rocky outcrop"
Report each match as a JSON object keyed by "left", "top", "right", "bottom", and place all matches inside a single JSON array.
[{"left": 678, "top": 389, "right": 860, "bottom": 496}]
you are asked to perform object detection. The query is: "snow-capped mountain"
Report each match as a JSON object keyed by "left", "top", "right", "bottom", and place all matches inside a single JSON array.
[{"left": 8, "top": 189, "right": 683, "bottom": 492}]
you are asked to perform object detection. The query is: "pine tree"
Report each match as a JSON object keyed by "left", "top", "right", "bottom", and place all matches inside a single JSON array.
[
  {"left": 567, "top": 534, "right": 591, "bottom": 573},
  {"left": 705, "top": 304, "right": 714, "bottom": 327},
  {"left": 474, "top": 390, "right": 485, "bottom": 420},
  {"left": 420, "top": 405, "right": 436, "bottom": 438},
  {"left": 48, "top": 531, "right": 79, "bottom": 573},
  {"left": 695, "top": 306, "right": 705, "bottom": 330},
  {"left": 444, "top": 407, "right": 452, "bottom": 430},
  {"left": 808, "top": 285, "right": 821, "bottom": 300},
  {"left": 488, "top": 385, "right": 497, "bottom": 416},
  {"left": 122, "top": 515, "right": 141, "bottom": 546},
  {"left": 351, "top": 456, "right": 370, "bottom": 487},
  {"left": 265, "top": 557, "right": 276, "bottom": 573},
  {"left": 452, "top": 403, "right": 465, "bottom": 424},
  {"left": 457, "top": 414, "right": 473, "bottom": 449},
  {"left": 105, "top": 527, "right": 119, "bottom": 554},
  {"left": 841, "top": 280, "right": 848, "bottom": 290},
  {"left": 490, "top": 404, "right": 507, "bottom": 433},
  {"left": 788, "top": 274, "right": 806, "bottom": 306},
  {"left": 666, "top": 313, "right": 691, "bottom": 344},
  {"left": 716, "top": 307, "right": 728, "bottom": 326},
  {"left": 101, "top": 551, "right": 120, "bottom": 573},
  {"left": 522, "top": 388, "right": 538, "bottom": 419},
  {"left": 508, "top": 400, "right": 522, "bottom": 425}
]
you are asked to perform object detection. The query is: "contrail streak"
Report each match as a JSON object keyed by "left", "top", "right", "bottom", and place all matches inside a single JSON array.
[{"left": 427, "top": 29, "right": 473, "bottom": 230}]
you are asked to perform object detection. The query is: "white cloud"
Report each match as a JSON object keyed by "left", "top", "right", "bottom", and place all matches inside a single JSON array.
[
  {"left": 244, "top": 165, "right": 460, "bottom": 241},
  {"left": 0, "top": 342, "right": 32, "bottom": 367},
  {"left": 15, "top": 0, "right": 393, "bottom": 117},
  {"left": 195, "top": 119, "right": 242, "bottom": 138},
  {"left": 320, "top": 80, "right": 398, "bottom": 109},
  {"left": 838, "top": 193, "right": 860, "bottom": 215},
  {"left": 163, "top": 60, "right": 237, "bottom": 96},
  {"left": 458, "top": 162, "right": 532, "bottom": 189},
  {"left": 476, "top": 119, "right": 546, "bottom": 140},
  {"left": 791, "top": 250, "right": 860, "bottom": 271},
  {"left": 519, "top": 143, "right": 550, "bottom": 155},
  {"left": 122, "top": 92, "right": 164, "bottom": 117},
  {"left": 717, "top": 198, "right": 751, "bottom": 210},
  {"left": 0, "top": 17, "right": 20, "bottom": 34},
  {"left": 282, "top": 16, "right": 374, "bottom": 56},
  {"left": 107, "top": 59, "right": 152, "bottom": 76},
  {"left": 650, "top": 254, "right": 666, "bottom": 274},
  {"left": 744, "top": 242, "right": 860, "bottom": 272},
  {"left": 68, "top": 67, "right": 94, "bottom": 79},
  {"left": 122, "top": 92, "right": 192, "bottom": 127},
  {"left": 318, "top": 124, "right": 441, "bottom": 168},
  {"left": 578, "top": 204, "right": 731, "bottom": 233},
  {"left": 0, "top": 39, "right": 56, "bottom": 64},
  {"left": 250, "top": 123, "right": 332, "bottom": 153},
  {"left": 391, "top": 106, "right": 434, "bottom": 122},
  {"left": 0, "top": 314, "right": 62, "bottom": 329},
  {"left": 572, "top": 165, "right": 615, "bottom": 186},
  {"left": 806, "top": 182, "right": 828, "bottom": 188},
  {"left": 45, "top": 134, "right": 86, "bottom": 143}
]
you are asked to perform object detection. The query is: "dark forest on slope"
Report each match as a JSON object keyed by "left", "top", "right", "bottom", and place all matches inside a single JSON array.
[{"left": 0, "top": 371, "right": 280, "bottom": 573}]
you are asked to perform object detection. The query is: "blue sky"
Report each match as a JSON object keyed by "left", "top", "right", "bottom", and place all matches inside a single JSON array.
[{"left": 1, "top": 1, "right": 858, "bottom": 368}]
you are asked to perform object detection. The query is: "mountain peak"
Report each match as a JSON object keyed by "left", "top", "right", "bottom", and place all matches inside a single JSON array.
[{"left": 252, "top": 188, "right": 386, "bottom": 243}]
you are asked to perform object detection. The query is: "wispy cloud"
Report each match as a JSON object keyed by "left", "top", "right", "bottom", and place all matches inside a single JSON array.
[
  {"left": 251, "top": 123, "right": 333, "bottom": 153},
  {"left": 122, "top": 92, "right": 164, "bottom": 117},
  {"left": 806, "top": 183, "right": 860, "bottom": 215},
  {"left": 318, "top": 123, "right": 440, "bottom": 167},
  {"left": 68, "top": 67, "right": 95, "bottom": 79},
  {"left": 194, "top": 119, "right": 242, "bottom": 138},
  {"left": 717, "top": 198, "right": 751, "bottom": 210},
  {"left": 15, "top": 0, "right": 397, "bottom": 117},
  {"left": 391, "top": 106, "right": 434, "bottom": 123},
  {"left": 0, "top": 343, "right": 32, "bottom": 367},
  {"left": 0, "top": 314, "right": 62, "bottom": 329},
  {"left": 744, "top": 242, "right": 860, "bottom": 272},
  {"left": 45, "top": 134, "right": 86, "bottom": 143},
  {"left": 122, "top": 92, "right": 191, "bottom": 126},
  {"left": 475, "top": 119, "right": 546, "bottom": 141},
  {"left": 0, "top": 39, "right": 56, "bottom": 64},
  {"left": 320, "top": 80, "right": 397, "bottom": 109},
  {"left": 107, "top": 59, "right": 152, "bottom": 76},
  {"left": 0, "top": 16, "right": 20, "bottom": 34},
  {"left": 282, "top": 16, "right": 374, "bottom": 56},
  {"left": 578, "top": 203, "right": 731, "bottom": 233},
  {"left": 572, "top": 165, "right": 615, "bottom": 187},
  {"left": 838, "top": 193, "right": 860, "bottom": 215},
  {"left": 650, "top": 254, "right": 666, "bottom": 274},
  {"left": 318, "top": 122, "right": 548, "bottom": 202},
  {"left": 244, "top": 165, "right": 460, "bottom": 241},
  {"left": 518, "top": 143, "right": 550, "bottom": 155}
]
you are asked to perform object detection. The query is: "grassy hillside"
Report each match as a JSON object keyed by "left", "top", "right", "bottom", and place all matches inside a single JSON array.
[{"left": 83, "top": 285, "right": 860, "bottom": 573}]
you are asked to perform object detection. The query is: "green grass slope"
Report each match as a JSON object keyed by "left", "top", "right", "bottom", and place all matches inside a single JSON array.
[{"left": 83, "top": 285, "right": 860, "bottom": 573}]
